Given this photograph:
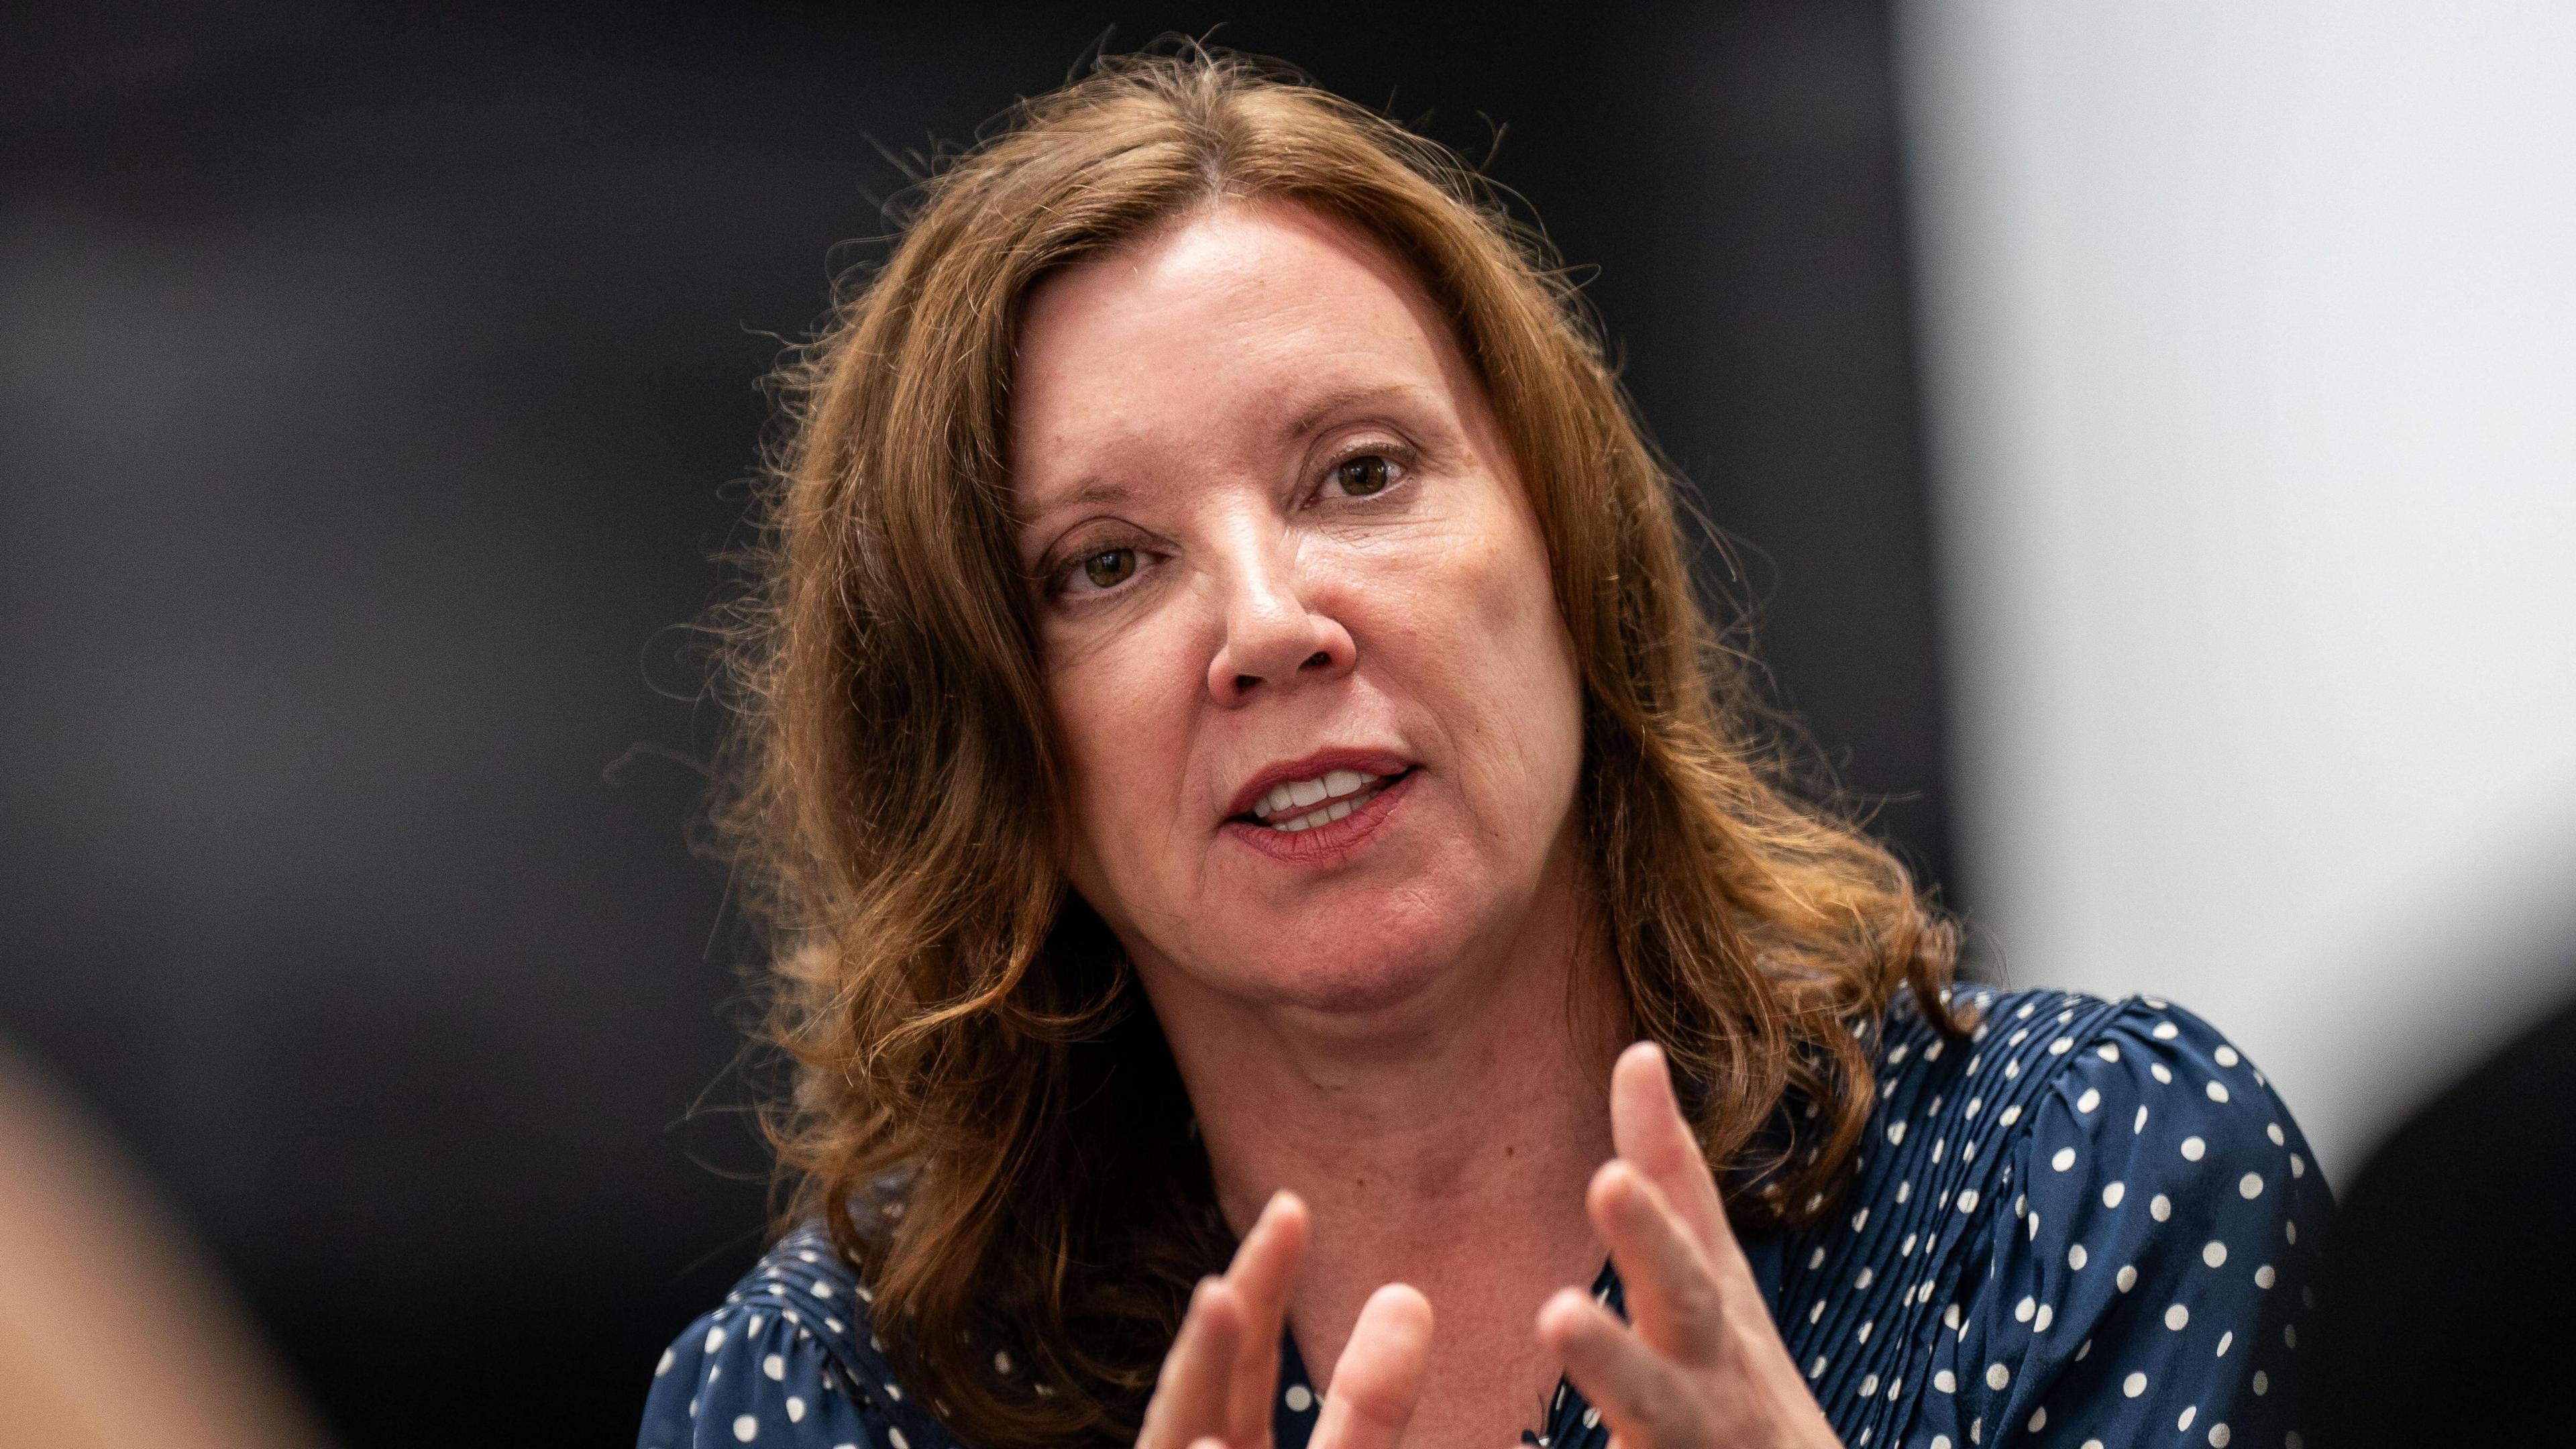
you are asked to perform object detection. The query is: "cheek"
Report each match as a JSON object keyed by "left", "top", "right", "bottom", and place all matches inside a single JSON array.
[
  {"left": 1479, "top": 563, "right": 1587, "bottom": 808},
  {"left": 1042, "top": 611, "right": 1205, "bottom": 886},
  {"left": 1403, "top": 517, "right": 1583, "bottom": 799},
  {"left": 1320, "top": 508, "right": 1582, "bottom": 864}
]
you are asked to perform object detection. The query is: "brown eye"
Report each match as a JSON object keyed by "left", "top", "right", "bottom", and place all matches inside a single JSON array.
[
  {"left": 1080, "top": 548, "right": 1136, "bottom": 590},
  {"left": 1334, "top": 455, "right": 1393, "bottom": 496}
]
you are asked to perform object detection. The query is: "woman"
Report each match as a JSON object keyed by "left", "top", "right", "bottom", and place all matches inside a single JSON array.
[{"left": 641, "top": 53, "right": 2324, "bottom": 1449}]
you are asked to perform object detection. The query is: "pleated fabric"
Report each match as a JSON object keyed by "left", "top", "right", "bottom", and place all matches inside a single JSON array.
[{"left": 639, "top": 988, "right": 2328, "bottom": 1449}]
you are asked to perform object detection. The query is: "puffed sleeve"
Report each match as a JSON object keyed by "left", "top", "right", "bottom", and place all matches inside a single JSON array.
[
  {"left": 637, "top": 1296, "right": 876, "bottom": 1449},
  {"left": 1943, "top": 999, "right": 2328, "bottom": 1449}
]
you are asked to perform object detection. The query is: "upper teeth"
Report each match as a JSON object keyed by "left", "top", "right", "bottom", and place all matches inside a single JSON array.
[{"left": 1252, "top": 769, "right": 1384, "bottom": 830}]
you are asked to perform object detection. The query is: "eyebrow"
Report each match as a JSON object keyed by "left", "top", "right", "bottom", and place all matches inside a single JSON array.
[
  {"left": 1046, "top": 478, "right": 1137, "bottom": 511},
  {"left": 1283, "top": 380, "right": 1427, "bottom": 443},
  {"left": 1018, "top": 380, "right": 1436, "bottom": 533},
  {"left": 1014, "top": 478, "right": 1133, "bottom": 556}
]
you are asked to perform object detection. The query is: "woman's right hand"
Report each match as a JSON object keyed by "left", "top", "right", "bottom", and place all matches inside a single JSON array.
[{"left": 1135, "top": 1192, "right": 1434, "bottom": 1449}]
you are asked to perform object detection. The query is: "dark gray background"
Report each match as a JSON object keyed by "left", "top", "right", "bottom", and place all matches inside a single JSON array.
[{"left": 0, "top": 4, "right": 1948, "bottom": 1442}]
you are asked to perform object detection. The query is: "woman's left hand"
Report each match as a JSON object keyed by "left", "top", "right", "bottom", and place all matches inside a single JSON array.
[{"left": 1535, "top": 1042, "right": 1843, "bottom": 1449}]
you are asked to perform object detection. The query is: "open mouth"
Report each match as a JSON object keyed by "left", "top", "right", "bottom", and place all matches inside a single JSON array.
[{"left": 1233, "top": 767, "right": 1413, "bottom": 833}]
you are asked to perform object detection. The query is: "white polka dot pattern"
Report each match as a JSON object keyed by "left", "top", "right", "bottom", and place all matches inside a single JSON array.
[
  {"left": 631, "top": 989, "right": 2326, "bottom": 1449},
  {"left": 1882, "top": 992, "right": 2325, "bottom": 1449},
  {"left": 633, "top": 1223, "right": 921, "bottom": 1449}
]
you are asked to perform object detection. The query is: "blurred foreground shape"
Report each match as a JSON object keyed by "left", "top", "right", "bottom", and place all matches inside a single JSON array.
[
  {"left": 0, "top": 1045, "right": 331, "bottom": 1449},
  {"left": 2307, "top": 969, "right": 2576, "bottom": 1446}
]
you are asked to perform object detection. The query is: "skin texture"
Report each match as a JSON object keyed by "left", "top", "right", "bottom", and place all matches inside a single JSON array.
[
  {"left": 1015, "top": 202, "right": 1589, "bottom": 1026},
  {"left": 1010, "top": 202, "right": 1839, "bottom": 1449}
]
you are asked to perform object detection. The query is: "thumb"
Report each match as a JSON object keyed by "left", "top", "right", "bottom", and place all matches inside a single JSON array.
[{"left": 1310, "top": 1284, "right": 1434, "bottom": 1449}]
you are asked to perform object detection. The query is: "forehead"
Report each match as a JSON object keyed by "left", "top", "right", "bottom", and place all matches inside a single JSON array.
[{"left": 1009, "top": 201, "right": 1472, "bottom": 504}]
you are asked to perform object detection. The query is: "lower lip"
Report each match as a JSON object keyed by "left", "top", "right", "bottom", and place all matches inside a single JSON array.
[{"left": 1221, "top": 769, "right": 1416, "bottom": 863}]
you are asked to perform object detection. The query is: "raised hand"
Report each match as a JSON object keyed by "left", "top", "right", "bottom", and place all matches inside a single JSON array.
[
  {"left": 1535, "top": 1042, "right": 1843, "bottom": 1449},
  {"left": 1137, "top": 1191, "right": 1434, "bottom": 1449}
]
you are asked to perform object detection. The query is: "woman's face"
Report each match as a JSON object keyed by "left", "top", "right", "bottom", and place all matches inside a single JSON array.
[{"left": 1010, "top": 201, "right": 1587, "bottom": 1020}]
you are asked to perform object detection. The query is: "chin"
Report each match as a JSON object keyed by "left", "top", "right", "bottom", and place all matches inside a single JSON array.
[{"left": 1230, "top": 912, "right": 1490, "bottom": 1019}]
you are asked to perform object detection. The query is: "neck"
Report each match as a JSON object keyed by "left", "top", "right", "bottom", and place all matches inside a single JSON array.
[{"left": 1138, "top": 843, "right": 1629, "bottom": 1444}]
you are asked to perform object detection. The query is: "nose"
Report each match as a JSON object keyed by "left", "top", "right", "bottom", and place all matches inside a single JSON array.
[{"left": 1205, "top": 539, "right": 1356, "bottom": 707}]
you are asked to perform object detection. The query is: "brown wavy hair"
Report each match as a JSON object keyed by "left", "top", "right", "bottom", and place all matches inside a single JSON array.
[{"left": 711, "top": 47, "right": 1957, "bottom": 1449}]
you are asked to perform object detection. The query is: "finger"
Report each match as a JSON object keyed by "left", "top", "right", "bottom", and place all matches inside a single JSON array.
[
  {"left": 1536, "top": 1287, "right": 1699, "bottom": 1447},
  {"left": 1138, "top": 1277, "right": 1246, "bottom": 1449},
  {"left": 1221, "top": 1191, "right": 1310, "bottom": 1446},
  {"left": 1310, "top": 1283, "right": 1433, "bottom": 1449},
  {"left": 1586, "top": 1159, "right": 1726, "bottom": 1365},
  {"left": 1611, "top": 1042, "right": 1737, "bottom": 1266}
]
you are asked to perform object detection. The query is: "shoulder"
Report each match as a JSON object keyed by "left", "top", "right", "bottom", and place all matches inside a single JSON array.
[
  {"left": 1869, "top": 985, "right": 2304, "bottom": 1156},
  {"left": 1849, "top": 986, "right": 2328, "bottom": 1446},
  {"left": 1911, "top": 987, "right": 2322, "bottom": 1219},
  {"left": 1969, "top": 986, "right": 2328, "bottom": 1302},
  {"left": 1858, "top": 984, "right": 2324, "bottom": 1258},
  {"left": 637, "top": 1228, "right": 955, "bottom": 1449}
]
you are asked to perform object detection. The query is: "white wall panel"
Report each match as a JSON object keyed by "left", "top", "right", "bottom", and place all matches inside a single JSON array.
[{"left": 1896, "top": 1, "right": 2576, "bottom": 1178}]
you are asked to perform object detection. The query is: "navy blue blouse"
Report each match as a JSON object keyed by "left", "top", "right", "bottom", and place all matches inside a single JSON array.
[{"left": 640, "top": 989, "right": 2327, "bottom": 1449}]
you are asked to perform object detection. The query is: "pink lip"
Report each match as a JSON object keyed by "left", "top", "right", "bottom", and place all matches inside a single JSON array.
[
  {"left": 1222, "top": 748, "right": 1417, "bottom": 820},
  {"left": 1221, "top": 766, "right": 1416, "bottom": 864}
]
